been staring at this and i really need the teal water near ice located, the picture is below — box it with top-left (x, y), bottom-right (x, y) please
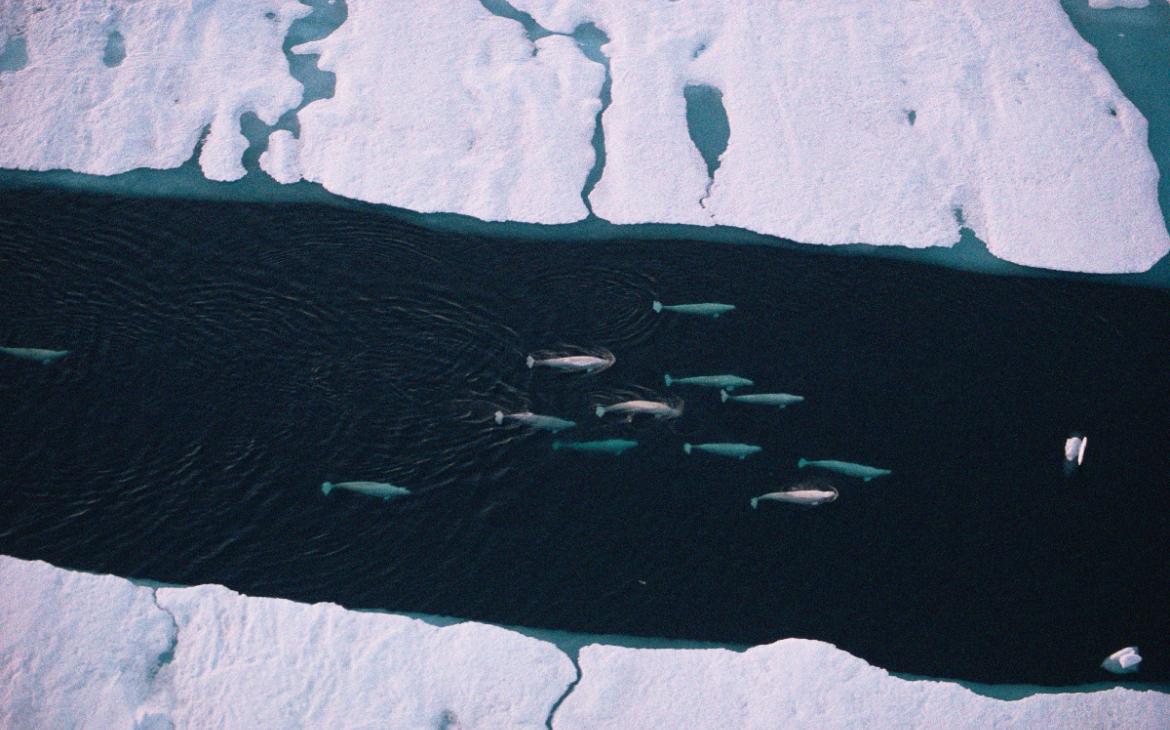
top-left (0, 1), bottom-right (1167, 285)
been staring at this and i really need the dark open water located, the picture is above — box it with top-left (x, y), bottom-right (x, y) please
top-left (1, 189), bottom-right (1167, 685)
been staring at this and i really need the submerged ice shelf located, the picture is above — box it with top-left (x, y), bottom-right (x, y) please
top-left (0, 0), bottom-right (1169, 276)
top-left (1, 556), bottom-right (1167, 728)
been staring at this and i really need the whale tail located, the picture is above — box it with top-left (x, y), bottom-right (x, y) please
top-left (494, 410), bottom-right (505, 425)
top-left (720, 389), bottom-right (729, 403)
top-left (595, 405), bottom-right (606, 418)
top-left (664, 373), bottom-right (673, 387)
top-left (798, 458), bottom-right (809, 469)
top-left (526, 355), bottom-right (536, 369)
top-left (652, 300), bottom-right (663, 313)
top-left (321, 482), bottom-right (334, 496)
top-left (552, 440), bottom-right (562, 451)
top-left (683, 443), bottom-right (693, 455)
top-left (750, 497), bottom-right (759, 510)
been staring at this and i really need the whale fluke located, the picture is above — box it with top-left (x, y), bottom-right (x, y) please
top-left (321, 482), bottom-right (334, 496)
top-left (750, 497), bottom-right (759, 509)
top-left (526, 355), bottom-right (535, 369)
top-left (494, 410), bottom-right (505, 425)
top-left (552, 440), bottom-right (562, 451)
top-left (664, 373), bottom-right (673, 387)
top-left (652, 300), bottom-right (663, 313)
top-left (595, 405), bottom-right (607, 418)
top-left (720, 389), bottom-right (729, 403)
top-left (683, 443), bottom-right (693, 455)
top-left (798, 458), bottom-right (809, 468)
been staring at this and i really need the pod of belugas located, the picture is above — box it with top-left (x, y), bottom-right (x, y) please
top-left (663, 373), bottom-right (753, 390)
top-left (751, 487), bottom-right (838, 508)
top-left (683, 442), bottom-right (762, 460)
top-left (651, 301), bottom-right (736, 318)
top-left (1101, 646), bottom-right (1141, 674)
top-left (721, 390), bottom-right (804, 408)
top-left (0, 346), bottom-right (69, 364)
top-left (552, 439), bottom-right (638, 455)
top-left (798, 458), bottom-right (891, 481)
top-left (321, 481), bottom-right (412, 500)
top-left (494, 410), bottom-right (576, 432)
top-left (526, 349), bottom-right (615, 374)
top-left (595, 399), bottom-right (683, 419)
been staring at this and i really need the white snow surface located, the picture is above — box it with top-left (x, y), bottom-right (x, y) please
top-left (513, 0), bottom-right (1169, 272)
top-left (3, 555), bottom-right (1168, 729)
top-left (260, 0), bottom-right (605, 223)
top-left (0, 0), bottom-right (308, 181)
top-left (556, 641), bottom-right (1170, 729)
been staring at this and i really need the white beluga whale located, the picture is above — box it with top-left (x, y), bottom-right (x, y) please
top-left (1101, 646), bottom-right (1141, 674)
top-left (751, 487), bottom-right (838, 509)
top-left (798, 458), bottom-right (891, 481)
top-left (1064, 433), bottom-right (1087, 474)
top-left (0, 346), bottom-right (69, 364)
top-left (721, 390), bottom-right (804, 408)
top-left (321, 481), bottom-right (412, 500)
top-left (652, 301), bottom-right (736, 318)
top-left (664, 373), bottom-right (753, 390)
top-left (595, 398), bottom-right (683, 420)
top-left (526, 348), bottom-right (615, 374)
top-left (494, 410), bottom-right (576, 432)
top-left (552, 439), bottom-right (638, 455)
top-left (683, 442), bottom-right (762, 460)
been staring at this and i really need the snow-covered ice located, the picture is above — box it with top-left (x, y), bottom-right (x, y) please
top-left (260, 0), bottom-right (605, 223)
top-left (514, 0), bottom-right (1170, 272)
top-left (0, 0), bottom-right (308, 181)
top-left (555, 640), bottom-right (1170, 729)
top-left (2, 555), bottom-right (1167, 728)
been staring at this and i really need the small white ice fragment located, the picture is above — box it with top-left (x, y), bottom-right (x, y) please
top-left (1102, 646), bottom-right (1142, 674)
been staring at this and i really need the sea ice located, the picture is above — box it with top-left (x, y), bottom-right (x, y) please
top-left (0, 0), bottom-right (309, 181)
top-left (1089, 1), bottom-right (1150, 8)
top-left (555, 640), bottom-right (1170, 729)
top-left (514, 0), bottom-right (1170, 273)
top-left (260, 0), bottom-right (605, 223)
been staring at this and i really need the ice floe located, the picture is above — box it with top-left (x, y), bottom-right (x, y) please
top-left (513, 0), bottom-right (1169, 272)
top-left (0, 0), bottom-right (308, 181)
top-left (260, 1), bottom-right (605, 223)
top-left (2, 555), bottom-right (1167, 728)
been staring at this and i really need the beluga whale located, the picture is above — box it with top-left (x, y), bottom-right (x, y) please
top-left (1064, 433), bottom-right (1087, 475)
top-left (664, 373), bottom-right (753, 391)
top-left (552, 439), bottom-right (638, 455)
top-left (721, 390), bottom-right (804, 408)
top-left (0, 346), bottom-right (69, 364)
top-left (526, 347), bottom-right (615, 374)
top-left (751, 487), bottom-right (838, 508)
top-left (595, 397), bottom-right (683, 420)
top-left (652, 301), bottom-right (735, 318)
top-left (1101, 646), bottom-right (1141, 674)
top-left (321, 481), bottom-right (412, 500)
top-left (798, 458), bottom-right (891, 481)
top-left (494, 410), bottom-right (576, 432)
top-left (684, 442), bottom-right (762, 460)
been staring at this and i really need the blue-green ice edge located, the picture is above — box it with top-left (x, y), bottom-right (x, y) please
top-left (1, 0), bottom-right (1168, 288)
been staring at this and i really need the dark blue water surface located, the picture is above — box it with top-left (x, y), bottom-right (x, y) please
top-left (0, 189), bottom-right (1167, 685)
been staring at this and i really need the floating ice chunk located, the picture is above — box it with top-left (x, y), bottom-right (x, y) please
top-left (258, 129), bottom-right (302, 185)
top-left (0, 557), bottom-right (175, 729)
top-left (1064, 434), bottom-right (1088, 468)
top-left (1102, 646), bottom-right (1142, 674)
top-left (263, 1), bottom-right (604, 223)
top-left (0, 0), bottom-right (309, 180)
top-left (556, 640), bottom-right (1169, 729)
top-left (515, 0), bottom-right (1170, 273)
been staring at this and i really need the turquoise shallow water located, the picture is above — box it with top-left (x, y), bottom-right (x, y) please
top-left (0, 0), bottom-right (1167, 284)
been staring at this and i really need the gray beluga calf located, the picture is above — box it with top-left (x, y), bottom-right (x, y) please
top-left (526, 348), bottom-right (614, 374)
top-left (321, 481), bottom-right (412, 500)
top-left (1101, 646), bottom-right (1141, 674)
top-left (0, 346), bottom-right (69, 364)
top-left (751, 487), bottom-right (838, 508)
top-left (721, 390), bottom-right (804, 408)
top-left (1064, 433), bottom-right (1087, 474)
top-left (494, 410), bottom-right (576, 432)
top-left (798, 458), bottom-right (891, 481)
top-left (664, 373), bottom-right (753, 390)
top-left (595, 398), bottom-right (683, 420)
top-left (652, 301), bottom-right (735, 318)
top-left (684, 442), bottom-right (762, 460)
top-left (552, 439), bottom-right (638, 455)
